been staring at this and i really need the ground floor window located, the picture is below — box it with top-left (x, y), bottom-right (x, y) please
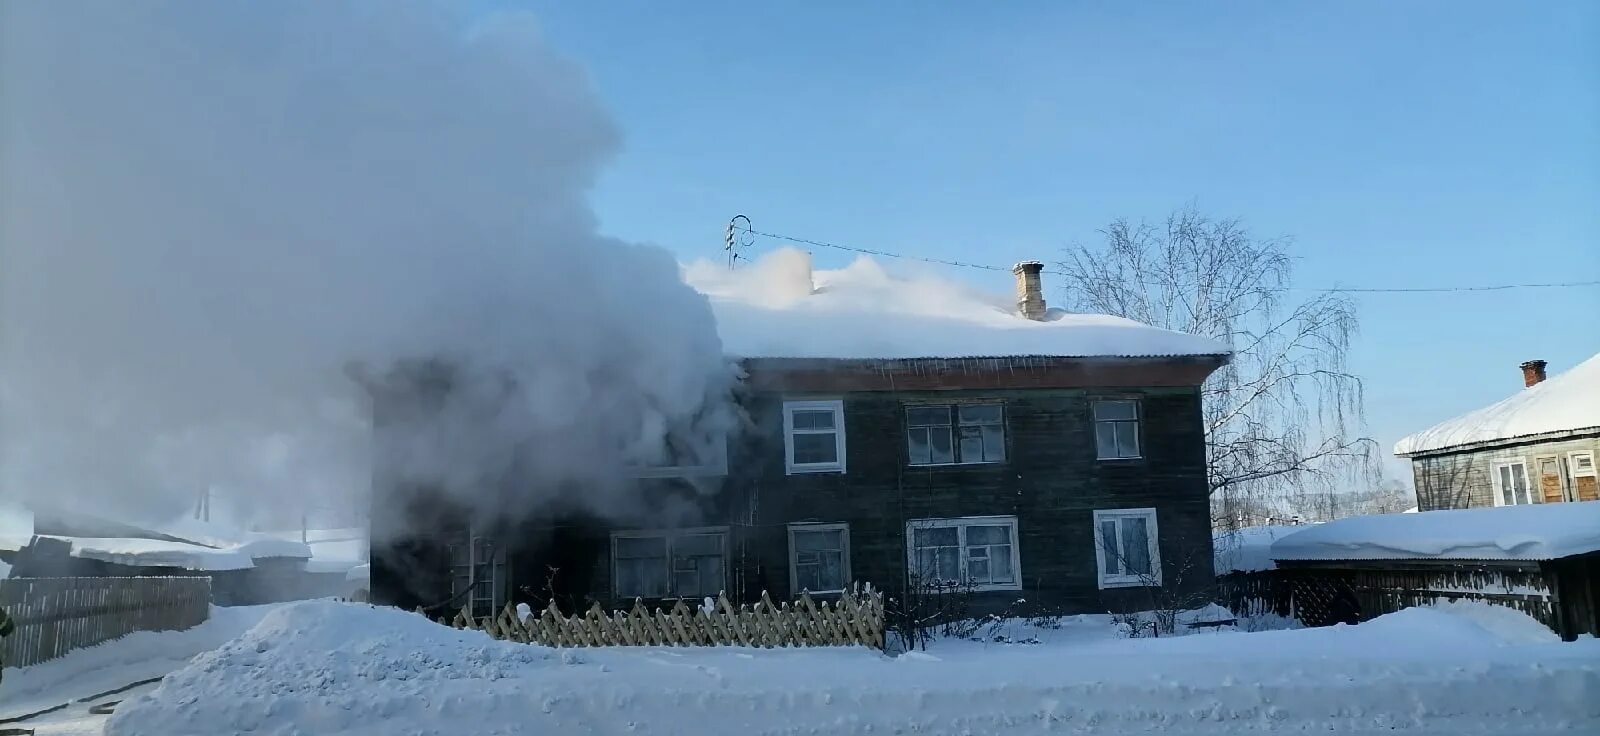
top-left (612, 527), bottom-right (728, 600)
top-left (1093, 507), bottom-right (1162, 588)
top-left (449, 532), bottom-right (505, 617)
top-left (788, 522), bottom-right (850, 594)
top-left (905, 516), bottom-right (1021, 592)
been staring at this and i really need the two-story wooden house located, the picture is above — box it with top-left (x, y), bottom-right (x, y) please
top-left (366, 250), bottom-right (1231, 619)
top-left (1396, 354), bottom-right (1599, 510)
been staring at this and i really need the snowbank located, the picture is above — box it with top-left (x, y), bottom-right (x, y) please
top-left (1214, 525), bottom-right (1307, 574)
top-left (1270, 502), bottom-right (1600, 562)
top-left (1, 604), bottom-right (286, 720)
top-left (107, 600), bottom-right (1600, 736)
top-left (686, 249), bottom-right (1230, 360)
top-left (1394, 351), bottom-right (1600, 456)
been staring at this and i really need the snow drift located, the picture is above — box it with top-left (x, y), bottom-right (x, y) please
top-left (106, 600), bottom-right (1600, 736)
top-left (0, 1), bottom-right (734, 531)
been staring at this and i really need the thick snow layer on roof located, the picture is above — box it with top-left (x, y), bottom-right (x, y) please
top-left (1214, 525), bottom-right (1310, 573)
top-left (43, 534), bottom-right (312, 571)
top-left (1394, 352), bottom-right (1600, 456)
top-left (684, 249), bottom-right (1230, 360)
top-left (344, 562), bottom-right (370, 584)
top-left (106, 600), bottom-right (1599, 736)
top-left (1270, 502), bottom-right (1600, 562)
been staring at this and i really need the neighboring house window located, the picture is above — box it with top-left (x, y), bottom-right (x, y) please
top-left (1093, 508), bottom-right (1161, 588)
top-left (904, 516), bottom-right (1021, 592)
top-left (784, 400), bottom-right (846, 474)
top-left (788, 522), bottom-right (850, 594)
top-left (612, 528), bottom-right (728, 599)
top-left (1569, 452), bottom-right (1596, 477)
top-left (905, 404), bottom-right (1006, 466)
top-left (1093, 400), bottom-right (1141, 460)
top-left (1493, 461), bottom-right (1533, 506)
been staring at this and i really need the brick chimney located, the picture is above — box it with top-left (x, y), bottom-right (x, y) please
top-left (1520, 359), bottom-right (1548, 387)
top-left (1012, 261), bottom-right (1047, 321)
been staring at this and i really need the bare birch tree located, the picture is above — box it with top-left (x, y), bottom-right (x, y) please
top-left (1056, 208), bottom-right (1379, 528)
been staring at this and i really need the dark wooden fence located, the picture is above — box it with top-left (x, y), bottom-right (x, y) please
top-left (1218, 562), bottom-right (1558, 632)
top-left (0, 577), bottom-right (211, 668)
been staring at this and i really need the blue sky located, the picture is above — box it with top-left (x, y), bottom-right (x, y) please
top-left (493, 1), bottom-right (1597, 486)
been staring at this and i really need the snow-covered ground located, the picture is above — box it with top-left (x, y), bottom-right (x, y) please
top-left (92, 599), bottom-right (1598, 736)
top-left (0, 604), bottom-right (286, 729)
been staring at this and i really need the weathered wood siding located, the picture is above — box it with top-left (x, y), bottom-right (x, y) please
top-left (1411, 434), bottom-right (1600, 510)
top-left (736, 386), bottom-right (1213, 615)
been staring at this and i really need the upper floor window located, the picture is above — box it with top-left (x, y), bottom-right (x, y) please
top-left (1093, 507), bottom-right (1161, 588)
top-left (784, 399), bottom-right (846, 474)
top-left (906, 404), bottom-right (1006, 466)
top-left (1493, 461), bottom-right (1533, 506)
top-left (1093, 400), bottom-right (1141, 460)
top-left (1570, 451), bottom-right (1596, 478)
top-left (612, 527), bottom-right (728, 600)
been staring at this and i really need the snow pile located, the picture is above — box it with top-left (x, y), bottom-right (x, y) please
top-left (1214, 525), bottom-right (1308, 574)
top-left (107, 600), bottom-right (1600, 736)
top-left (1394, 352), bottom-right (1600, 455)
top-left (685, 249), bottom-right (1230, 360)
top-left (1271, 502), bottom-right (1600, 562)
top-left (1, 604), bottom-right (285, 720)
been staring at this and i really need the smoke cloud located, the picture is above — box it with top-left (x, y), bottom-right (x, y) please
top-left (0, 2), bottom-right (734, 530)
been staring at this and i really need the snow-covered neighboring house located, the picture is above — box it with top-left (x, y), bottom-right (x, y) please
top-left (363, 249), bottom-right (1231, 617)
top-left (1263, 503), bottom-right (1600, 640)
top-left (1395, 355), bottom-right (1600, 510)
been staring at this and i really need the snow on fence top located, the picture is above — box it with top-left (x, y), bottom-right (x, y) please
top-left (1270, 502), bottom-right (1600, 563)
top-left (685, 248), bottom-right (1230, 360)
top-left (1393, 352), bottom-right (1600, 456)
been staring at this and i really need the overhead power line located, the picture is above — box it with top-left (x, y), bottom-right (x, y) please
top-left (734, 223), bottom-right (1600, 295)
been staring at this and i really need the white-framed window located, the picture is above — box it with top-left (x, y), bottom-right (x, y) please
top-left (1093, 400), bottom-right (1142, 460)
top-left (784, 399), bottom-right (846, 474)
top-left (1093, 508), bottom-right (1161, 589)
top-left (612, 527), bottom-right (728, 600)
top-left (905, 404), bottom-right (1006, 466)
top-left (449, 531), bottom-right (505, 617)
top-left (1569, 451), bottom-right (1596, 478)
top-left (787, 522), bottom-right (850, 595)
top-left (1493, 461), bottom-right (1534, 506)
top-left (630, 435), bottom-right (729, 479)
top-left (904, 516), bottom-right (1021, 592)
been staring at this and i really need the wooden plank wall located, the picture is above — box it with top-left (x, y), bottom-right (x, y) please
top-left (0, 577), bottom-right (211, 668)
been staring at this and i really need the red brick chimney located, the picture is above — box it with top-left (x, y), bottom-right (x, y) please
top-left (1012, 261), bottom-right (1047, 321)
top-left (1520, 359), bottom-right (1548, 388)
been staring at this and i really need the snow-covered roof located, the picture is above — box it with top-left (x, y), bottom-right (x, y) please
top-left (40, 536), bottom-right (304, 571)
top-left (685, 249), bottom-right (1230, 361)
top-left (1393, 353), bottom-right (1600, 456)
top-left (1214, 524), bottom-right (1309, 574)
top-left (1270, 502), bottom-right (1600, 563)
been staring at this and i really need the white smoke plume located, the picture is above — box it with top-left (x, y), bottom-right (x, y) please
top-left (0, 2), bottom-right (735, 531)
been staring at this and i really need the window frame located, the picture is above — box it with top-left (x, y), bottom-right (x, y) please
top-left (1092, 399), bottom-right (1143, 461)
top-left (783, 399), bottom-right (847, 474)
top-left (904, 402), bottom-right (1007, 467)
top-left (610, 526), bottom-right (730, 601)
top-left (1492, 460), bottom-right (1534, 506)
top-left (629, 435), bottom-right (730, 479)
top-left (1092, 507), bottom-right (1162, 589)
top-left (1568, 451), bottom-right (1597, 478)
top-left (786, 522), bottom-right (851, 595)
top-left (903, 515), bottom-right (1023, 593)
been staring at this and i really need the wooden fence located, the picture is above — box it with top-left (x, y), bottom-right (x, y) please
top-left (438, 588), bottom-right (885, 650)
top-left (1219, 564), bottom-right (1558, 631)
top-left (0, 577), bottom-right (211, 668)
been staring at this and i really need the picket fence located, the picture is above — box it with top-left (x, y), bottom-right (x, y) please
top-left (438, 587), bottom-right (885, 650)
top-left (0, 577), bottom-right (211, 668)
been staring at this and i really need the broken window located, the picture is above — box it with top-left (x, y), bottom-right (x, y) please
top-left (906, 403), bottom-right (1005, 466)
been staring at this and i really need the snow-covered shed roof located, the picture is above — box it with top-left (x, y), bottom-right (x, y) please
top-left (40, 535), bottom-right (312, 571)
top-left (685, 249), bottom-right (1231, 361)
top-left (1214, 524), bottom-right (1309, 574)
top-left (1393, 352), bottom-right (1600, 457)
top-left (1270, 502), bottom-right (1600, 563)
